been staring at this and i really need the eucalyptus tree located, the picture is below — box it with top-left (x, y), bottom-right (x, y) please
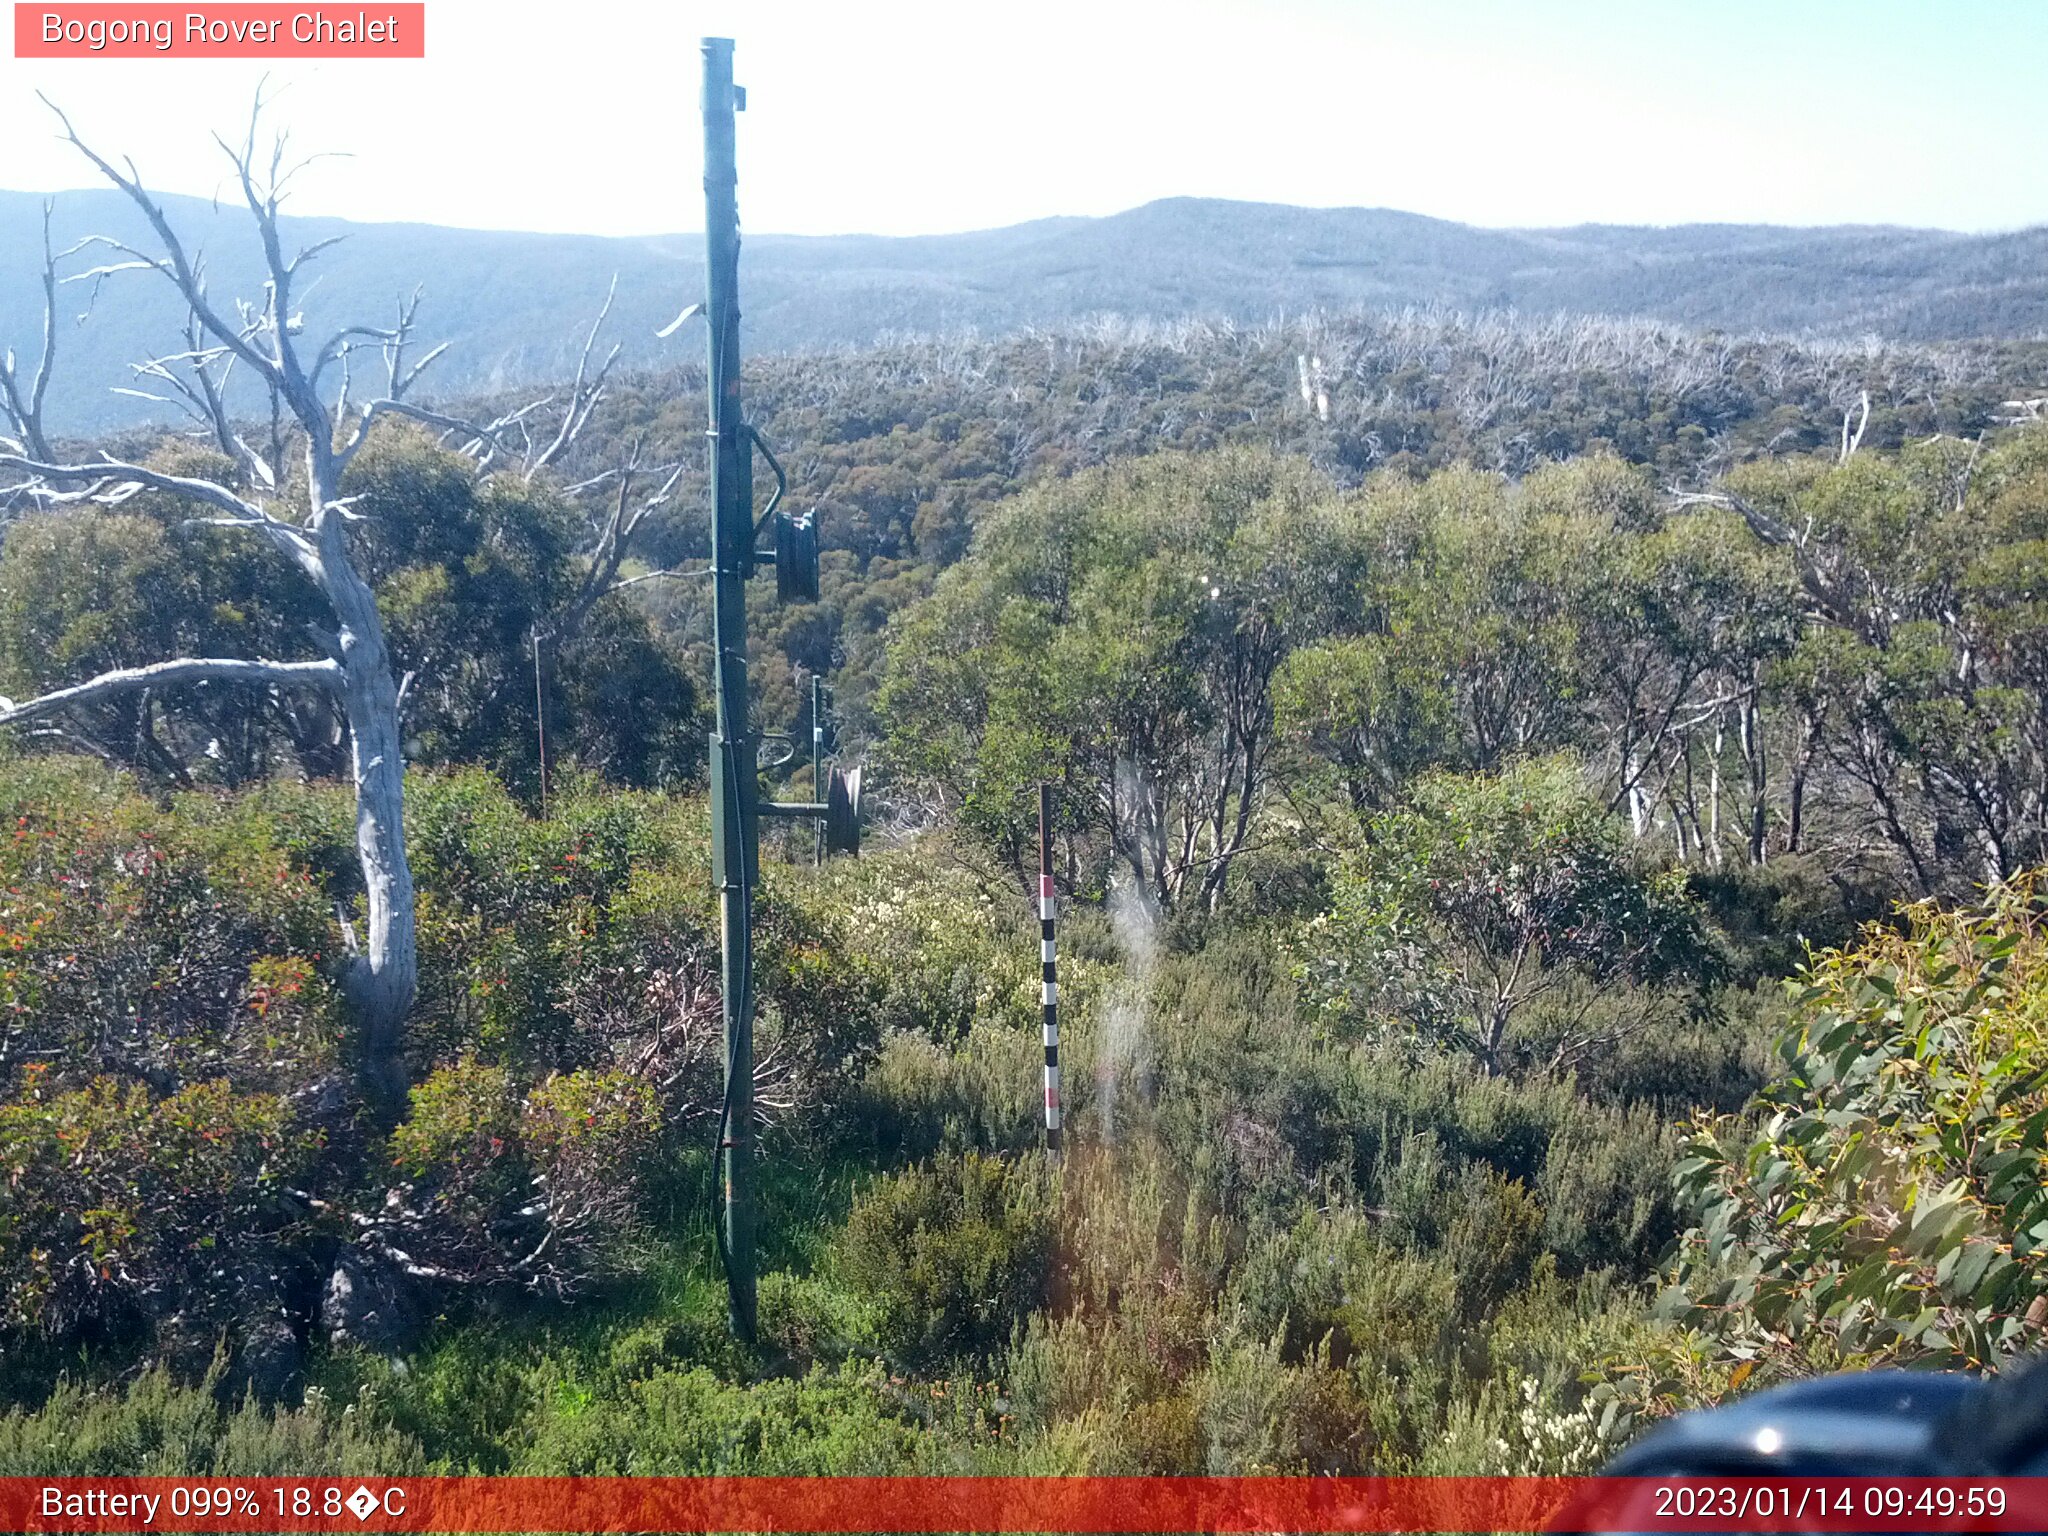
top-left (1691, 430), bottom-right (2048, 891)
top-left (1303, 756), bottom-right (1712, 1078)
top-left (1274, 465), bottom-right (1588, 824)
top-left (880, 448), bottom-right (1363, 907)
top-left (0, 92), bottom-right (716, 1106)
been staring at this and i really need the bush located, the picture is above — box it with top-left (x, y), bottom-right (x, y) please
top-left (1688, 853), bottom-right (1890, 989)
top-left (833, 1152), bottom-right (1056, 1369)
top-left (512, 1360), bottom-right (925, 1474)
top-left (1672, 875), bottom-right (2048, 1378)
top-left (1301, 756), bottom-right (1713, 1077)
top-left (0, 1076), bottom-right (317, 1346)
top-left (1196, 1331), bottom-right (1371, 1474)
top-left (809, 848), bottom-right (1026, 1041)
top-left (0, 758), bottom-right (346, 1100)
top-left (376, 1059), bottom-right (657, 1296)
top-left (0, 1363), bottom-right (427, 1475)
top-left (852, 1023), bottom-right (1046, 1157)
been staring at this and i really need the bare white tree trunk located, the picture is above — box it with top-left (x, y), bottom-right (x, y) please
top-left (1706, 715), bottom-right (1724, 868)
top-left (317, 507), bottom-right (417, 1097)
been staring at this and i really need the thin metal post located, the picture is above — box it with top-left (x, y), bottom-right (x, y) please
top-left (1039, 784), bottom-right (1061, 1155)
top-left (703, 34), bottom-right (756, 1344)
top-left (532, 626), bottom-right (548, 819)
top-left (811, 674), bottom-right (826, 870)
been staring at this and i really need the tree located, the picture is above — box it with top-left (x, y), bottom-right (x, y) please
top-left (0, 98), bottom-right (726, 1107)
top-left (320, 425), bottom-right (700, 795)
top-left (0, 494), bottom-right (327, 784)
top-left (0, 200), bottom-right (60, 465)
top-left (880, 448), bottom-right (1362, 907)
top-left (0, 103), bottom-right (441, 1103)
top-left (0, 427), bottom-right (702, 797)
top-left (1689, 430), bottom-right (2048, 892)
top-left (1301, 757), bottom-right (1711, 1077)
top-left (1274, 465), bottom-right (1589, 823)
top-left (1581, 499), bottom-right (1800, 864)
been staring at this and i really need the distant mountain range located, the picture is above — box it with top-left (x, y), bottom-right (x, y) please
top-left (5, 189), bottom-right (2046, 435)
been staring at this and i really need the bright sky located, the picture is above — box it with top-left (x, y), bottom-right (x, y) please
top-left (3, 0), bottom-right (2043, 237)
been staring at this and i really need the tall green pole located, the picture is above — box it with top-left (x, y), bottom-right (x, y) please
top-left (811, 674), bottom-right (827, 870)
top-left (703, 34), bottom-right (757, 1344)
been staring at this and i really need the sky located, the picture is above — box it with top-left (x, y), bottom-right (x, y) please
top-left (2, 0), bottom-right (2043, 239)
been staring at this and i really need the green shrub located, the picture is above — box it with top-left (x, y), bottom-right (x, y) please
top-left (1196, 1331), bottom-right (1371, 1474)
top-left (0, 758), bottom-right (345, 1099)
top-left (513, 1360), bottom-right (925, 1474)
top-left (381, 1060), bottom-right (657, 1295)
top-left (853, 1022), bottom-right (1046, 1156)
top-left (0, 1076), bottom-right (317, 1342)
top-left (1688, 854), bottom-right (1889, 989)
top-left (1302, 756), bottom-right (1713, 1077)
top-left (0, 1364), bottom-right (426, 1475)
top-left (833, 1152), bottom-right (1056, 1369)
top-left (1672, 876), bottom-right (2048, 1377)
top-left (808, 848), bottom-right (1025, 1040)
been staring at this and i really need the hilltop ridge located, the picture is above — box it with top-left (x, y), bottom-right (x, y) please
top-left (4, 189), bottom-right (2044, 433)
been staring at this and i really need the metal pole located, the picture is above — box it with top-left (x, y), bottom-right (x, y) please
top-left (531, 626), bottom-right (548, 819)
top-left (703, 34), bottom-right (757, 1344)
top-left (811, 674), bottom-right (826, 870)
top-left (1039, 785), bottom-right (1061, 1155)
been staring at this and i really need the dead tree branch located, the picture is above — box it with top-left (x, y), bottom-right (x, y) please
top-left (0, 656), bottom-right (342, 726)
top-left (0, 200), bottom-right (61, 464)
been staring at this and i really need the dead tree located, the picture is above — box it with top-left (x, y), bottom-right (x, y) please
top-left (0, 98), bottom-right (462, 1108)
top-left (490, 282), bottom-right (705, 632)
top-left (0, 200), bottom-right (61, 467)
top-left (0, 98), bottom-right (715, 1115)
top-left (358, 276), bottom-right (701, 640)
top-left (1839, 389), bottom-right (1871, 462)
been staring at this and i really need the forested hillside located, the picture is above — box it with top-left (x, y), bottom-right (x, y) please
top-left (7, 133), bottom-right (2048, 1479)
top-left (522, 309), bottom-right (2048, 754)
top-left (8, 186), bottom-right (2048, 434)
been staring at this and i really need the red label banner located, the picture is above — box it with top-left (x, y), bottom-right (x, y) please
top-left (14, 5), bottom-right (424, 57)
top-left (4, 1476), bottom-right (2048, 1533)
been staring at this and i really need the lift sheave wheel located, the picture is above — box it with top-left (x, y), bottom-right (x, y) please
top-left (776, 509), bottom-right (820, 603)
top-left (825, 764), bottom-right (862, 855)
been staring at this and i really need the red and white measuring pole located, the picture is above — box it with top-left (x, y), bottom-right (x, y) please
top-left (1038, 783), bottom-right (1061, 1155)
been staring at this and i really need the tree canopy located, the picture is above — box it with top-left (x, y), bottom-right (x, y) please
top-left (0, 428), bottom-right (700, 796)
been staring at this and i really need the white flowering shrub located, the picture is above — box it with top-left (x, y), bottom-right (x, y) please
top-left (1489, 1374), bottom-right (1628, 1475)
